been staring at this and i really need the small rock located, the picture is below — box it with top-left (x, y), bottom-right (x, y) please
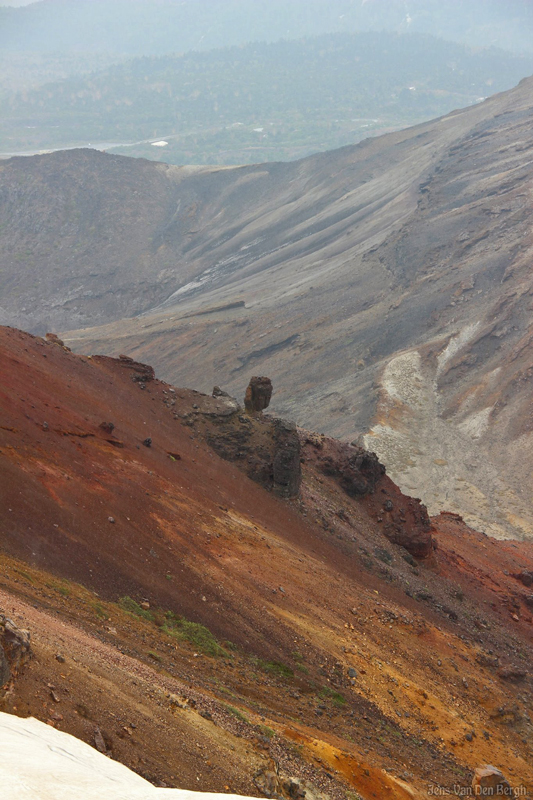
top-left (108, 516), bottom-right (115, 524)
top-left (212, 386), bottom-right (232, 398)
top-left (1, 617), bottom-right (31, 691)
top-left (513, 571), bottom-right (533, 587)
top-left (142, 437), bottom-right (152, 447)
top-left (99, 422), bottom-right (115, 434)
top-left (348, 667), bottom-right (357, 678)
top-left (46, 333), bottom-right (65, 347)
top-left (55, 654), bottom-right (65, 664)
top-left (140, 601), bottom-right (150, 611)
top-left (50, 690), bottom-right (60, 703)
top-left (498, 667), bottom-right (527, 681)
top-left (384, 500), bottom-right (393, 512)
top-left (94, 727), bottom-right (107, 754)
top-left (42, 422), bottom-right (49, 431)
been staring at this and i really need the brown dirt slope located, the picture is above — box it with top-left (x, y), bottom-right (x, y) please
top-left (1, 326), bottom-right (533, 799)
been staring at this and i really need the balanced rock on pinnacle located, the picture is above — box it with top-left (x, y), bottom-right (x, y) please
top-left (244, 377), bottom-right (273, 415)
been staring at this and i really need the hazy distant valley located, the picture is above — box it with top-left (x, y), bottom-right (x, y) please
top-left (2, 0), bottom-right (533, 164)
top-left (2, 32), bottom-right (533, 164)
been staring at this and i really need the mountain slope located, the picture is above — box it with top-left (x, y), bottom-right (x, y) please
top-left (29, 75), bottom-right (530, 542)
top-left (1, 325), bottom-right (533, 798)
top-left (2, 79), bottom-right (533, 538)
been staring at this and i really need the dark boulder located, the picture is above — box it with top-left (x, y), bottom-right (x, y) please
top-left (244, 377), bottom-right (273, 414)
top-left (512, 570), bottom-right (533, 587)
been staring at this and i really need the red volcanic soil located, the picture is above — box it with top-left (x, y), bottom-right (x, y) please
top-left (1, 326), bottom-right (533, 800)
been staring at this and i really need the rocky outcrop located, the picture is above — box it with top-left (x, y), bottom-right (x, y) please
top-left (0, 616), bottom-right (31, 694)
top-left (117, 355), bottom-right (155, 383)
top-left (244, 377), bottom-right (273, 415)
top-left (301, 433), bottom-right (435, 559)
top-left (472, 766), bottom-right (512, 797)
top-left (45, 332), bottom-right (68, 349)
top-left (379, 493), bottom-right (435, 560)
top-left (312, 438), bottom-right (385, 497)
top-left (498, 666), bottom-right (528, 682)
top-left (253, 767), bottom-right (328, 800)
top-left (178, 380), bottom-right (300, 497)
top-left (204, 387), bottom-right (241, 417)
top-left (203, 413), bottom-right (301, 498)
top-left (272, 419), bottom-right (301, 498)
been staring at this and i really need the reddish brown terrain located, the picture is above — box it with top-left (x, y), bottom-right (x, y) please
top-left (1, 325), bottom-right (532, 799)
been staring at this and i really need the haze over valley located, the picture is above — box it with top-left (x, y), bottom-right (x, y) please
top-left (2, 0), bottom-right (533, 163)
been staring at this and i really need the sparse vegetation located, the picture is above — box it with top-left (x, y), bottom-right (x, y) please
top-left (250, 657), bottom-right (294, 680)
top-left (47, 580), bottom-right (71, 598)
top-left (346, 790), bottom-right (364, 800)
top-left (291, 650), bottom-right (304, 662)
top-left (148, 650), bottom-right (162, 662)
top-left (13, 568), bottom-right (33, 584)
top-left (319, 686), bottom-right (347, 707)
top-left (163, 611), bottom-right (225, 657)
top-left (90, 601), bottom-right (107, 619)
top-left (118, 595), bottom-right (154, 622)
top-left (116, 599), bottom-right (224, 656)
top-left (225, 705), bottom-right (248, 723)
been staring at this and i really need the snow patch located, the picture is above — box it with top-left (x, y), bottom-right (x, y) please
top-left (0, 712), bottom-right (259, 800)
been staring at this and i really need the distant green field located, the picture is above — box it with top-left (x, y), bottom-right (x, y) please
top-left (2, 31), bottom-right (533, 164)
